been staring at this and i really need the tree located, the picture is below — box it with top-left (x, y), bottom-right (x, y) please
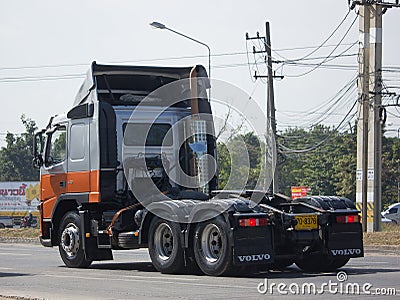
top-left (381, 136), bottom-right (400, 207)
top-left (277, 125), bottom-right (344, 197)
top-left (217, 125), bottom-right (399, 206)
top-left (0, 115), bottom-right (39, 181)
top-left (217, 132), bottom-right (263, 189)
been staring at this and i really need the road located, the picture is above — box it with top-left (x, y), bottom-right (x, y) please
top-left (0, 243), bottom-right (399, 299)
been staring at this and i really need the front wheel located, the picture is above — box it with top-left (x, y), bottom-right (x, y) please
top-left (193, 216), bottom-right (233, 276)
top-left (58, 211), bottom-right (92, 268)
top-left (148, 217), bottom-right (185, 274)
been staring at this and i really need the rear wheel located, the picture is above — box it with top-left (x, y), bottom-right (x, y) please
top-left (58, 211), bottom-right (92, 268)
top-left (193, 216), bottom-right (233, 276)
top-left (148, 217), bottom-right (185, 274)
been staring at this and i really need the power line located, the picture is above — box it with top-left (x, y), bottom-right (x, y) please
top-left (0, 45), bottom-right (360, 72)
top-left (281, 13), bottom-right (359, 78)
top-left (273, 9), bottom-right (352, 62)
top-left (0, 57), bottom-right (363, 83)
top-left (278, 98), bottom-right (358, 153)
top-left (278, 79), bottom-right (358, 129)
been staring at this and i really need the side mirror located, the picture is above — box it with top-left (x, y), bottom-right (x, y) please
top-left (33, 131), bottom-right (44, 169)
top-left (32, 156), bottom-right (43, 169)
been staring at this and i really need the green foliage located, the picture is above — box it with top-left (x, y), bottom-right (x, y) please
top-left (217, 125), bottom-right (399, 207)
top-left (0, 115), bottom-right (39, 181)
top-left (277, 125), bottom-right (356, 200)
top-left (381, 136), bottom-right (400, 207)
top-left (217, 132), bottom-right (263, 189)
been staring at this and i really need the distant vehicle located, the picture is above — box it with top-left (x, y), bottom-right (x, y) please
top-left (381, 203), bottom-right (400, 224)
top-left (0, 216), bottom-right (14, 228)
top-left (381, 216), bottom-right (393, 223)
top-left (20, 215), bottom-right (37, 228)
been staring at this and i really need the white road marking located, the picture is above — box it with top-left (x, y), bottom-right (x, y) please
top-left (41, 274), bottom-right (255, 290)
top-left (348, 261), bottom-right (389, 264)
top-left (123, 275), bottom-right (199, 281)
top-left (0, 252), bottom-right (32, 256)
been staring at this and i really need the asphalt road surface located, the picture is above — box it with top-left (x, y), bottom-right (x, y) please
top-left (0, 243), bottom-right (399, 299)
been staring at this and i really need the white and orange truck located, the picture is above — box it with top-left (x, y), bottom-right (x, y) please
top-left (33, 62), bottom-right (363, 275)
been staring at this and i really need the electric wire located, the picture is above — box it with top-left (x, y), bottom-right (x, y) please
top-left (278, 98), bottom-right (358, 153)
top-left (277, 74), bottom-right (358, 129)
top-left (273, 9), bottom-right (352, 62)
top-left (282, 17), bottom-right (359, 79)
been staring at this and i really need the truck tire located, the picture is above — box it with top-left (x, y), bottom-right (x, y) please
top-left (193, 216), bottom-right (233, 276)
top-left (58, 211), bottom-right (92, 268)
top-left (295, 254), bottom-right (349, 272)
top-left (148, 217), bottom-right (185, 274)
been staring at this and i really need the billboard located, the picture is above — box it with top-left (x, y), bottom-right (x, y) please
top-left (291, 186), bottom-right (310, 200)
top-left (0, 182), bottom-right (40, 216)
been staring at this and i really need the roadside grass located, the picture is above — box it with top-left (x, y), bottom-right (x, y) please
top-left (0, 228), bottom-right (40, 239)
top-left (1, 223), bottom-right (399, 245)
top-left (363, 222), bottom-right (400, 246)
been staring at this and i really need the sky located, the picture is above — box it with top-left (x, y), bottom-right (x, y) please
top-left (0, 0), bottom-right (399, 144)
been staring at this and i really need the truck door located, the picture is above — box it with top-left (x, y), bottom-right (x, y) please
top-left (66, 120), bottom-right (90, 196)
top-left (41, 125), bottom-right (68, 204)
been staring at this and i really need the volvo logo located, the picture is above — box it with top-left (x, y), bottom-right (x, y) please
top-left (331, 248), bottom-right (362, 256)
top-left (237, 253), bottom-right (271, 262)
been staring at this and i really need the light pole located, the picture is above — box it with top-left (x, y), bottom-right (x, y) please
top-left (150, 21), bottom-right (211, 83)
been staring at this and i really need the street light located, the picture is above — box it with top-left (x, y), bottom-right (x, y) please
top-left (149, 21), bottom-right (211, 83)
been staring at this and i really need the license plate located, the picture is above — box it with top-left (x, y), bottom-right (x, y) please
top-left (294, 214), bottom-right (318, 230)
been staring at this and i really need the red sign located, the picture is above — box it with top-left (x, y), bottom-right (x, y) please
top-left (291, 186), bottom-right (309, 200)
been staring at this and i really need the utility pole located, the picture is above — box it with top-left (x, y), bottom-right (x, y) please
top-left (351, 0), bottom-right (400, 232)
top-left (246, 23), bottom-right (282, 194)
top-left (370, 3), bottom-right (383, 232)
top-left (356, 3), bottom-right (370, 232)
top-left (265, 22), bottom-right (279, 194)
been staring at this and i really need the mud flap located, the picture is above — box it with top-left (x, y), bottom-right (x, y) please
top-left (79, 210), bottom-right (113, 261)
top-left (326, 223), bottom-right (364, 258)
top-left (232, 226), bottom-right (274, 265)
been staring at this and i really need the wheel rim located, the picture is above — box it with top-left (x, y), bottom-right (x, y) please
top-left (154, 223), bottom-right (174, 261)
top-left (61, 223), bottom-right (80, 259)
top-left (201, 223), bottom-right (223, 263)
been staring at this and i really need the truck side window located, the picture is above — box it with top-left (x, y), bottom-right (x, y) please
top-left (46, 126), bottom-right (67, 166)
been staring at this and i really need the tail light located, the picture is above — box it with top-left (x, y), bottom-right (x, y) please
top-left (239, 218), bottom-right (268, 227)
top-left (336, 215), bottom-right (360, 224)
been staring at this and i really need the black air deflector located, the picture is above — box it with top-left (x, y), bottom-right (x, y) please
top-left (99, 102), bottom-right (117, 201)
top-left (67, 103), bottom-right (94, 119)
top-left (92, 62), bottom-right (210, 106)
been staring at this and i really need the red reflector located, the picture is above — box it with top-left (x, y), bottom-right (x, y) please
top-left (336, 215), bottom-right (359, 223)
top-left (239, 218), bottom-right (268, 227)
top-left (249, 218), bottom-right (257, 227)
top-left (347, 215), bottom-right (355, 223)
